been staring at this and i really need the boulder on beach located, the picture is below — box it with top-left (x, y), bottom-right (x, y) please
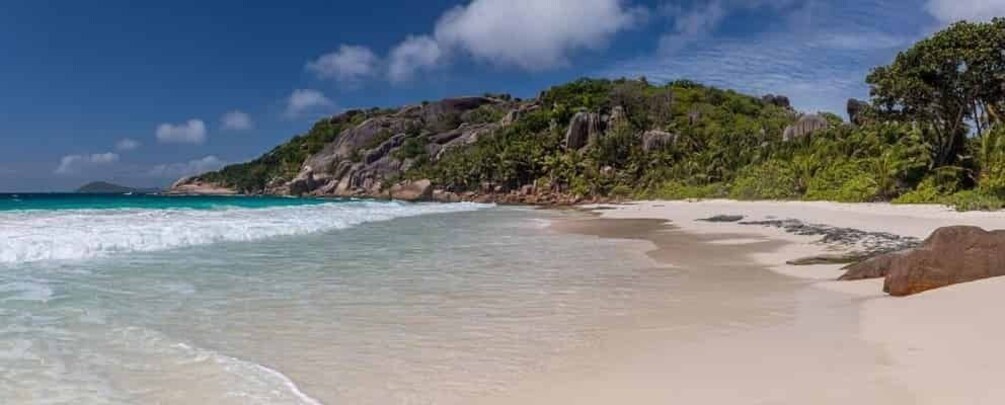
top-left (838, 226), bottom-right (1005, 296)
top-left (389, 179), bottom-right (433, 201)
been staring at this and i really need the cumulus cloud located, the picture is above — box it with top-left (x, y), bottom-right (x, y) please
top-left (284, 89), bottom-right (335, 117)
top-left (388, 35), bottom-right (445, 82)
top-left (156, 119), bottom-right (207, 144)
top-left (610, 0), bottom-right (926, 116)
top-left (148, 155), bottom-right (225, 178)
top-left (115, 138), bottom-right (141, 151)
top-left (383, 0), bottom-right (642, 81)
top-left (432, 0), bottom-right (642, 70)
top-left (221, 110), bottom-right (253, 130)
top-left (926, 0), bottom-right (1005, 24)
top-left (55, 152), bottom-right (120, 175)
top-left (306, 45), bottom-right (380, 83)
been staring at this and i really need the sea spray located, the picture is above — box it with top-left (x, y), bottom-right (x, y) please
top-left (0, 199), bottom-right (488, 264)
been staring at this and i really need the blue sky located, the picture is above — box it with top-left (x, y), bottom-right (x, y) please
top-left (1, 0), bottom-right (1001, 191)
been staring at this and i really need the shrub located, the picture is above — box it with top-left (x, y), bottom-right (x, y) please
top-left (804, 160), bottom-right (879, 202)
top-left (945, 190), bottom-right (1005, 211)
top-left (729, 161), bottom-right (800, 200)
top-left (640, 181), bottom-right (727, 200)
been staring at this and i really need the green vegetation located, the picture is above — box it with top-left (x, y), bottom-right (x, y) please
top-left (194, 19), bottom-right (1005, 211)
top-left (404, 18), bottom-right (1005, 210)
top-left (199, 119), bottom-right (347, 192)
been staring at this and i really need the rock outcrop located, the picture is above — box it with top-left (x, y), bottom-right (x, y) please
top-left (782, 114), bottom-right (829, 141)
top-left (166, 177), bottom-right (237, 195)
top-left (641, 130), bottom-right (675, 152)
top-left (761, 94), bottom-right (791, 109)
top-left (564, 111), bottom-right (606, 150)
top-left (847, 98), bottom-right (870, 126)
top-left (277, 97), bottom-right (515, 198)
top-left (389, 179), bottom-right (433, 201)
top-left (839, 226), bottom-right (1005, 296)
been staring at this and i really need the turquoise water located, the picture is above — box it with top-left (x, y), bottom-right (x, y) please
top-left (0, 193), bottom-right (333, 211)
top-left (0, 198), bottom-right (678, 404)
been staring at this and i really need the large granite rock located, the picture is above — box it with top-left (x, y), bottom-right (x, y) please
top-left (782, 114), bottom-right (829, 141)
top-left (847, 98), bottom-right (870, 126)
top-left (389, 179), bottom-right (433, 201)
top-left (839, 226), bottom-right (1005, 296)
top-left (761, 94), bottom-right (791, 109)
top-left (641, 130), bottom-right (675, 152)
top-left (564, 111), bottom-right (606, 150)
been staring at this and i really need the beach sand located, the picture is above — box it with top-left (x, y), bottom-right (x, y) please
top-left (486, 200), bottom-right (1005, 404)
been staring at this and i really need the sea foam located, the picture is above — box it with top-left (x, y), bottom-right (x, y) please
top-left (0, 201), bottom-right (487, 264)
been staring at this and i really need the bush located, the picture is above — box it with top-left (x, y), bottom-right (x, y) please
top-left (804, 160), bottom-right (879, 202)
top-left (640, 181), bottom-right (728, 200)
top-left (729, 161), bottom-right (800, 200)
top-left (945, 190), bottom-right (1005, 211)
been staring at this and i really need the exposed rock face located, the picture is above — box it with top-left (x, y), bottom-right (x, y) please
top-left (761, 94), bottom-right (791, 109)
top-left (782, 114), bottom-right (829, 141)
top-left (641, 130), bottom-right (675, 152)
top-left (847, 98), bottom-right (870, 126)
top-left (167, 177), bottom-right (237, 195)
top-left (839, 226), bottom-right (1005, 296)
top-left (564, 111), bottom-right (606, 150)
top-left (389, 179), bottom-right (433, 201)
top-left (280, 97), bottom-right (514, 198)
top-left (608, 105), bottom-right (628, 129)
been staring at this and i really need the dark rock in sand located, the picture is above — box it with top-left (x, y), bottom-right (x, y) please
top-left (787, 252), bottom-right (873, 266)
top-left (838, 250), bottom-right (912, 280)
top-left (698, 215), bottom-right (745, 223)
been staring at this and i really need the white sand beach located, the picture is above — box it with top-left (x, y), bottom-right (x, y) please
top-left (490, 200), bottom-right (1005, 405)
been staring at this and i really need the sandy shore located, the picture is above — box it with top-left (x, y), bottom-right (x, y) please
top-left (490, 200), bottom-right (1005, 404)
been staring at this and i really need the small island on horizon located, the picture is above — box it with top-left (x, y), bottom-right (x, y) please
top-left (75, 181), bottom-right (161, 194)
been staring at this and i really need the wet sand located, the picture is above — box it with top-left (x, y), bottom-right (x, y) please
top-left (481, 213), bottom-right (912, 404)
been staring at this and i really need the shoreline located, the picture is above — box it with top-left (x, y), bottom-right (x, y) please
top-left (532, 200), bottom-right (1005, 404)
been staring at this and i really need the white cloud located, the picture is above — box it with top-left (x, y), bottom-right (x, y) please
top-left (148, 155), bottom-right (225, 178)
top-left (432, 0), bottom-right (642, 70)
top-left (115, 138), bottom-right (141, 151)
top-left (388, 35), bottom-right (444, 82)
top-left (285, 89), bottom-right (335, 117)
top-left (306, 45), bottom-right (379, 83)
top-left (811, 32), bottom-right (910, 50)
top-left (926, 0), bottom-right (1005, 24)
top-left (221, 110), bottom-right (254, 130)
top-left (156, 119), bottom-right (207, 144)
top-left (55, 152), bottom-right (120, 175)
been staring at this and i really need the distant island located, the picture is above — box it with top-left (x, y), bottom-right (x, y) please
top-left (76, 181), bottom-right (160, 194)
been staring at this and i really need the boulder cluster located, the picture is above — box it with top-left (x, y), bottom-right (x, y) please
top-left (840, 226), bottom-right (1005, 296)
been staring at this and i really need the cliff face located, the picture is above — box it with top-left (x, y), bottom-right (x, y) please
top-left (171, 96), bottom-right (530, 200)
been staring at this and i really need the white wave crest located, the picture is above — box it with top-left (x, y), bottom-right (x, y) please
top-left (0, 201), bottom-right (488, 264)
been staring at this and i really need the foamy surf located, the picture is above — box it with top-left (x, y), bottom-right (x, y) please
top-left (0, 200), bottom-right (488, 264)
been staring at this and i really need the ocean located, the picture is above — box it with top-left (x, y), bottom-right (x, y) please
top-left (0, 194), bottom-right (676, 404)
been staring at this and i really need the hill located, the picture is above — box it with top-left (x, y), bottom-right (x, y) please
top-left (76, 181), bottom-right (159, 194)
top-left (173, 19), bottom-right (1005, 210)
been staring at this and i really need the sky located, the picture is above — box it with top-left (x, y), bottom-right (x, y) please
top-left (0, 0), bottom-right (1002, 192)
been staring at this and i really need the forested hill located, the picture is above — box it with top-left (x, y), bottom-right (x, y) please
top-left (174, 18), bottom-right (1005, 210)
